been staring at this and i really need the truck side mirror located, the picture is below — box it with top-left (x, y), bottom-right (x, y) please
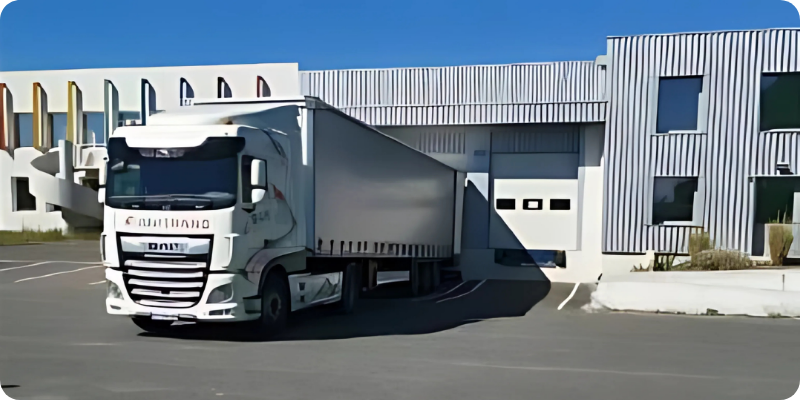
top-left (251, 159), bottom-right (266, 188)
top-left (251, 188), bottom-right (266, 203)
top-left (243, 159), bottom-right (267, 210)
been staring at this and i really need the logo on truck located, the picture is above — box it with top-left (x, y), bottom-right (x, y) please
top-left (124, 217), bottom-right (211, 230)
top-left (148, 242), bottom-right (188, 252)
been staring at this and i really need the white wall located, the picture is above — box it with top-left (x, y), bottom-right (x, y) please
top-left (0, 63), bottom-right (300, 113)
top-left (540, 123), bottom-right (606, 283)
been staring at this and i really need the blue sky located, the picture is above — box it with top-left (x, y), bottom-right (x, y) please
top-left (0, 0), bottom-right (798, 71)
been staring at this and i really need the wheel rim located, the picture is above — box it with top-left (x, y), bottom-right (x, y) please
top-left (265, 293), bottom-right (282, 320)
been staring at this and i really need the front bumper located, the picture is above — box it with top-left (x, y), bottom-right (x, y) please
top-left (105, 269), bottom-right (260, 322)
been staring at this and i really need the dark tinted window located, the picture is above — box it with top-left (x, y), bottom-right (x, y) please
top-left (656, 77), bottom-right (703, 132)
top-left (241, 156), bottom-right (254, 203)
top-left (496, 199), bottom-right (515, 210)
top-left (105, 137), bottom-right (244, 210)
top-left (550, 199), bottom-right (571, 210)
top-left (14, 178), bottom-right (36, 211)
top-left (652, 177), bottom-right (698, 224)
top-left (761, 73), bottom-right (800, 131)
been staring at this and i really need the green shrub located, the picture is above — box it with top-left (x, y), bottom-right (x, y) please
top-left (769, 225), bottom-right (794, 266)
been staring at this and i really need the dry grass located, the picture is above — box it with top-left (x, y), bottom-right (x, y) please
top-left (768, 225), bottom-right (794, 266)
top-left (0, 229), bottom-right (101, 246)
top-left (689, 230), bottom-right (713, 263)
top-left (673, 249), bottom-right (753, 271)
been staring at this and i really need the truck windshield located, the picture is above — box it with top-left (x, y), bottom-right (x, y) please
top-left (105, 137), bottom-right (245, 210)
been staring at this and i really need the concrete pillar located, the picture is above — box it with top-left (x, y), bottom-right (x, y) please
top-left (0, 84), bottom-right (18, 153)
top-left (257, 76), bottom-right (271, 97)
top-left (32, 82), bottom-right (51, 151)
top-left (56, 140), bottom-right (74, 182)
top-left (103, 80), bottom-right (119, 143)
top-left (180, 78), bottom-right (194, 106)
top-left (67, 81), bottom-right (83, 145)
top-left (141, 79), bottom-right (156, 125)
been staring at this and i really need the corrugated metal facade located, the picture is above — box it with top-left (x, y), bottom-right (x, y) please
top-left (491, 124), bottom-right (581, 153)
top-left (603, 29), bottom-right (800, 254)
top-left (301, 62), bottom-right (606, 125)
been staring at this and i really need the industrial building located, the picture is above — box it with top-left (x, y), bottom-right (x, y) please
top-left (0, 28), bottom-right (798, 283)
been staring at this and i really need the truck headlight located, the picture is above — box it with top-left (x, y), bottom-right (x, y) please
top-left (207, 283), bottom-right (233, 304)
top-left (107, 281), bottom-right (123, 300)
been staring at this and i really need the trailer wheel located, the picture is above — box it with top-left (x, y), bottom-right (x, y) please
top-left (338, 262), bottom-right (361, 314)
top-left (131, 318), bottom-right (173, 335)
top-left (253, 272), bottom-right (289, 338)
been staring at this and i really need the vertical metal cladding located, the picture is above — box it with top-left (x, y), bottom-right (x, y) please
top-left (491, 124), bottom-right (581, 153)
top-left (301, 62), bottom-right (606, 125)
top-left (604, 29), bottom-right (800, 254)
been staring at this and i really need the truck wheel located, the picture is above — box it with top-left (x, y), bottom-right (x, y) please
top-left (338, 262), bottom-right (361, 314)
top-left (131, 318), bottom-right (173, 334)
top-left (254, 272), bottom-right (289, 338)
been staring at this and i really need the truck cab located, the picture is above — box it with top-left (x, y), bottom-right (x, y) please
top-left (102, 102), bottom-right (310, 335)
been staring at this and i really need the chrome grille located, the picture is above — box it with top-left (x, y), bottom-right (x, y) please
top-left (118, 236), bottom-right (212, 308)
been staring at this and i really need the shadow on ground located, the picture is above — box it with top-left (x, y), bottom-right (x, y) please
top-left (140, 280), bottom-right (552, 342)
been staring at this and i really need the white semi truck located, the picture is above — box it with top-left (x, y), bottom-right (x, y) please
top-left (100, 97), bottom-right (465, 336)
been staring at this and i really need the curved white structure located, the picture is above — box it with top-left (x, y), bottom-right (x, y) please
top-left (0, 142), bottom-right (103, 232)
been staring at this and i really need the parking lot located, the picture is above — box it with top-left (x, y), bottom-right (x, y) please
top-left (1, 241), bottom-right (800, 400)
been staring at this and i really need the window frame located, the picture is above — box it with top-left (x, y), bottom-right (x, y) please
top-left (12, 177), bottom-right (37, 212)
top-left (522, 199), bottom-right (543, 210)
top-left (648, 175), bottom-right (705, 227)
top-left (240, 155), bottom-right (255, 204)
top-left (759, 72), bottom-right (800, 132)
top-left (649, 75), bottom-right (710, 136)
top-left (495, 198), bottom-right (516, 210)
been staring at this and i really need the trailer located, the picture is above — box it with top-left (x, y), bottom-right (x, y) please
top-left (101, 96), bottom-right (464, 336)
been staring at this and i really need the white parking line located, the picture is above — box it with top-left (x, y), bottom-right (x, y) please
top-left (0, 261), bottom-right (53, 272)
top-left (88, 280), bottom-right (106, 285)
top-left (437, 280), bottom-right (486, 303)
top-left (14, 266), bottom-right (103, 283)
top-left (0, 260), bottom-right (98, 264)
top-left (558, 283), bottom-right (581, 311)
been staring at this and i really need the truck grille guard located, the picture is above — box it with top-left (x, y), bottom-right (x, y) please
top-left (117, 235), bottom-right (213, 308)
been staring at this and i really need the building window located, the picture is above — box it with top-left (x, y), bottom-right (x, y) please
top-left (496, 199), bottom-right (515, 210)
top-left (85, 112), bottom-right (104, 145)
top-left (523, 199), bottom-right (542, 210)
top-left (760, 73), bottom-right (800, 131)
top-left (13, 178), bottom-right (36, 211)
top-left (655, 77), bottom-right (705, 133)
top-left (550, 199), bottom-right (571, 210)
top-left (17, 113), bottom-right (33, 147)
top-left (652, 177), bottom-right (699, 225)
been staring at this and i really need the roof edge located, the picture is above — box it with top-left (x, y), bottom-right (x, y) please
top-left (608, 27), bottom-right (800, 39)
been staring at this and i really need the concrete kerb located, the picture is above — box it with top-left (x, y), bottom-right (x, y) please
top-left (587, 270), bottom-right (800, 318)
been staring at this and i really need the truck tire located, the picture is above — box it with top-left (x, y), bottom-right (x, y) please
top-left (253, 272), bottom-right (289, 338)
top-left (338, 262), bottom-right (361, 314)
top-left (131, 317), bottom-right (173, 334)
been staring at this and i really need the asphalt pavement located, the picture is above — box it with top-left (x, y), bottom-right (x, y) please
top-left (1, 241), bottom-right (799, 400)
